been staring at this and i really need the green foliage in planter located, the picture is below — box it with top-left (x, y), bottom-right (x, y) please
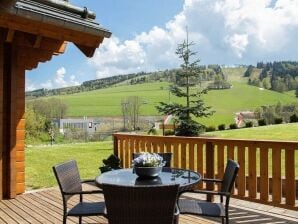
top-left (99, 154), bottom-right (121, 173)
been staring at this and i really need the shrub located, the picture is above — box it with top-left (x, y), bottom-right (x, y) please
top-left (258, 119), bottom-right (266, 126)
top-left (205, 126), bottom-right (216, 132)
top-left (229, 123), bottom-right (238, 129)
top-left (245, 121), bottom-right (253, 128)
top-left (218, 124), bottom-right (226, 130)
top-left (164, 130), bottom-right (174, 136)
top-left (274, 117), bottom-right (283, 124)
top-left (289, 114), bottom-right (298, 123)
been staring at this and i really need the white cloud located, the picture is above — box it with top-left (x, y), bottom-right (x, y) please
top-left (90, 0), bottom-right (298, 78)
top-left (27, 67), bottom-right (80, 91)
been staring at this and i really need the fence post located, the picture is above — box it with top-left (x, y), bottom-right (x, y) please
top-left (206, 141), bottom-right (214, 202)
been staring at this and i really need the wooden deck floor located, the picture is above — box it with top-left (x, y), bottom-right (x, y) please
top-left (0, 187), bottom-right (297, 224)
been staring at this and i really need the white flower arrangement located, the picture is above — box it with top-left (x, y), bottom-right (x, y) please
top-left (132, 152), bottom-right (165, 167)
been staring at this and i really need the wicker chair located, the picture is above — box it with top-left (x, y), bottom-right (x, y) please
top-left (102, 183), bottom-right (179, 224)
top-left (178, 159), bottom-right (239, 224)
top-left (53, 160), bottom-right (106, 224)
top-left (132, 152), bottom-right (172, 167)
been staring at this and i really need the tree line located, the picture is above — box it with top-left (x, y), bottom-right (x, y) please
top-left (26, 65), bottom-right (230, 99)
top-left (245, 61), bottom-right (298, 95)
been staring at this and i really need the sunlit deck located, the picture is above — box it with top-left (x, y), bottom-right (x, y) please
top-left (0, 187), bottom-right (297, 224)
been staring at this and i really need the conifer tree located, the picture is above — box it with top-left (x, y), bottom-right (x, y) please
top-left (156, 30), bottom-right (214, 136)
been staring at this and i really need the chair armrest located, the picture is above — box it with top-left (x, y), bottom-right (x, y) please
top-left (192, 189), bottom-right (230, 196)
top-left (201, 178), bottom-right (223, 183)
top-left (64, 189), bottom-right (103, 195)
top-left (81, 179), bottom-right (95, 184)
top-left (174, 204), bottom-right (180, 216)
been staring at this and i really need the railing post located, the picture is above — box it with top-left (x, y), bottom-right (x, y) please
top-left (205, 141), bottom-right (214, 202)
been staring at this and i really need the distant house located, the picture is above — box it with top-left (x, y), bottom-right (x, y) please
top-left (235, 111), bottom-right (257, 127)
top-left (53, 118), bottom-right (100, 134)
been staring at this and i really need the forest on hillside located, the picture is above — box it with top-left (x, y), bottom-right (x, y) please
top-left (245, 61), bottom-right (298, 95)
top-left (26, 65), bottom-right (230, 99)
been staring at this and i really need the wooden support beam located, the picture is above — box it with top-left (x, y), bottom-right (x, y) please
top-left (5, 29), bottom-right (15, 43)
top-left (33, 35), bottom-right (42, 48)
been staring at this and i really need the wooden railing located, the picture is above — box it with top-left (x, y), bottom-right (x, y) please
top-left (113, 133), bottom-right (298, 210)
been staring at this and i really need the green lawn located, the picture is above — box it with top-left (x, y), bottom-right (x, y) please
top-left (203, 123), bottom-right (298, 141)
top-left (25, 141), bottom-right (113, 190)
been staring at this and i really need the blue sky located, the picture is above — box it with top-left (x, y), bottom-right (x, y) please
top-left (26, 0), bottom-right (298, 91)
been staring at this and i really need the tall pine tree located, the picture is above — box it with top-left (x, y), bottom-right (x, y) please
top-left (156, 30), bottom-right (214, 136)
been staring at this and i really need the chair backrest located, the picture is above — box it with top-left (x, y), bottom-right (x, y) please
top-left (102, 183), bottom-right (179, 224)
top-left (52, 160), bottom-right (82, 202)
top-left (132, 152), bottom-right (172, 167)
top-left (221, 159), bottom-right (240, 193)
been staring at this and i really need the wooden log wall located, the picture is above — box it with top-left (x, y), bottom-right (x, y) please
top-left (113, 133), bottom-right (298, 211)
top-left (0, 27), bottom-right (65, 199)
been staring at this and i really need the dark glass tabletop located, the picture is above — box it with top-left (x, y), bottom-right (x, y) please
top-left (95, 168), bottom-right (201, 191)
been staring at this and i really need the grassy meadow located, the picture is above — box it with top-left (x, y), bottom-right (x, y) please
top-left (204, 123), bottom-right (298, 141)
top-left (54, 80), bottom-right (297, 126)
top-left (25, 141), bottom-right (113, 190)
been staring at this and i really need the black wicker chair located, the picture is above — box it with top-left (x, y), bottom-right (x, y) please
top-left (132, 152), bottom-right (172, 167)
top-left (102, 183), bottom-right (179, 224)
top-left (53, 160), bottom-right (106, 224)
top-left (178, 159), bottom-right (239, 224)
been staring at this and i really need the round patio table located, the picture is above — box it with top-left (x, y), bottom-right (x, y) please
top-left (95, 168), bottom-right (201, 192)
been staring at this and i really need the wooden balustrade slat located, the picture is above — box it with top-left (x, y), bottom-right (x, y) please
top-left (124, 139), bottom-right (130, 168)
top-left (260, 148), bottom-right (269, 202)
top-left (217, 144), bottom-right (225, 179)
top-left (227, 146), bottom-right (235, 160)
top-left (140, 139), bottom-right (145, 151)
top-left (206, 142), bottom-right (214, 201)
top-left (285, 149), bottom-right (295, 206)
top-left (272, 148), bottom-right (281, 204)
top-left (189, 142), bottom-right (195, 171)
top-left (181, 143), bottom-right (187, 169)
top-left (248, 147), bottom-right (257, 199)
top-left (173, 143), bottom-right (179, 168)
top-left (197, 142), bottom-right (204, 189)
top-left (238, 146), bottom-right (246, 197)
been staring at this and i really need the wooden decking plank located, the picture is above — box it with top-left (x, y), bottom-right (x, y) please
top-left (22, 192), bottom-right (68, 223)
top-left (1, 199), bottom-right (38, 224)
top-left (0, 188), bottom-right (297, 224)
top-left (14, 196), bottom-right (53, 223)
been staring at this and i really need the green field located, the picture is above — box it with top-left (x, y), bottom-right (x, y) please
top-left (54, 82), bottom-right (296, 127)
top-left (204, 123), bottom-right (298, 141)
top-left (31, 68), bottom-right (297, 127)
top-left (25, 141), bottom-right (113, 190)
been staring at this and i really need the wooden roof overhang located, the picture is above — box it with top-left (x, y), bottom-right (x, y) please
top-left (0, 0), bottom-right (111, 199)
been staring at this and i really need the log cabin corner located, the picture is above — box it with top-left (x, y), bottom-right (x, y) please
top-left (0, 0), bottom-right (111, 199)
